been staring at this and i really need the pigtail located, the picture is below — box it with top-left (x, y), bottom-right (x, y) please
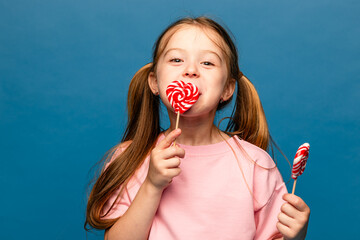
top-left (226, 72), bottom-right (270, 151)
top-left (85, 63), bottom-right (161, 230)
top-left (123, 62), bottom-right (161, 144)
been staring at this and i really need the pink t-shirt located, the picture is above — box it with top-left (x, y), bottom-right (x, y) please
top-left (101, 134), bottom-right (287, 239)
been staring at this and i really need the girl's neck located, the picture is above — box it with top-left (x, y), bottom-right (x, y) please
top-left (165, 111), bottom-right (230, 146)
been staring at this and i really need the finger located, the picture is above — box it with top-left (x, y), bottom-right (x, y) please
top-left (283, 193), bottom-right (309, 212)
top-left (161, 145), bottom-right (185, 159)
top-left (280, 203), bottom-right (297, 219)
top-left (166, 167), bottom-right (182, 178)
top-left (276, 222), bottom-right (292, 237)
top-left (163, 157), bottom-right (181, 168)
top-left (158, 129), bottom-right (182, 149)
top-left (277, 212), bottom-right (295, 227)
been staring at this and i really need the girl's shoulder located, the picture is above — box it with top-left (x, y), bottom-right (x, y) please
top-left (104, 140), bottom-right (133, 169)
top-left (234, 136), bottom-right (276, 169)
top-left (115, 139), bottom-right (132, 154)
top-left (117, 140), bottom-right (132, 153)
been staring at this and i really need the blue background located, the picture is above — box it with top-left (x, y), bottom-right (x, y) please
top-left (1, 0), bottom-right (359, 239)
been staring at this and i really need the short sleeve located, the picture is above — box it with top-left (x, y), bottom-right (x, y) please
top-left (100, 143), bottom-right (149, 220)
top-left (253, 151), bottom-right (288, 240)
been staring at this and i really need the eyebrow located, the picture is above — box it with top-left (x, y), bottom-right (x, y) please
top-left (163, 48), bottom-right (222, 62)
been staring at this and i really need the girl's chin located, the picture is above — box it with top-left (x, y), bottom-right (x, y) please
top-left (181, 109), bottom-right (216, 119)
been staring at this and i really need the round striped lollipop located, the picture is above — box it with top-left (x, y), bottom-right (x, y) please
top-left (166, 80), bottom-right (199, 114)
top-left (291, 143), bottom-right (310, 179)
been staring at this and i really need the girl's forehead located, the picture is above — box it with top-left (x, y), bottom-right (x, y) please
top-left (163, 25), bottom-right (224, 53)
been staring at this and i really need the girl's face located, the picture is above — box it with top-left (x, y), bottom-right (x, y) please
top-left (149, 26), bottom-right (235, 117)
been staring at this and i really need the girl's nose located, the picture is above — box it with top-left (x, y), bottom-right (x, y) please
top-left (183, 63), bottom-right (199, 78)
top-left (184, 72), bottom-right (198, 77)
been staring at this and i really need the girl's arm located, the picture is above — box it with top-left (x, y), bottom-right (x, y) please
top-left (275, 193), bottom-right (310, 240)
top-left (104, 178), bottom-right (163, 240)
top-left (105, 129), bottom-right (184, 240)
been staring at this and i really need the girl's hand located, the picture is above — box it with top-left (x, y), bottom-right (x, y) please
top-left (146, 128), bottom-right (184, 191)
top-left (276, 193), bottom-right (310, 240)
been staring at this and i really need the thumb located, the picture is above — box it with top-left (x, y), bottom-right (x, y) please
top-left (158, 128), bottom-right (182, 149)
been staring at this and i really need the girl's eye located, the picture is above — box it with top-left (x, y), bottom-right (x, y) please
top-left (202, 61), bottom-right (214, 66)
top-left (170, 58), bottom-right (183, 63)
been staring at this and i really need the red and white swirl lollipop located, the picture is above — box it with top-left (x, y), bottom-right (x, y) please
top-left (166, 80), bottom-right (199, 145)
top-left (166, 80), bottom-right (199, 114)
top-left (291, 143), bottom-right (310, 194)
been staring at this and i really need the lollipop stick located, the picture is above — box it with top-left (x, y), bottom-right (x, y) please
top-left (175, 111), bottom-right (180, 129)
top-left (172, 111), bottom-right (180, 146)
top-left (291, 179), bottom-right (297, 195)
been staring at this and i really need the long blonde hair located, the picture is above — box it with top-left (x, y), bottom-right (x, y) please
top-left (85, 16), bottom-right (280, 231)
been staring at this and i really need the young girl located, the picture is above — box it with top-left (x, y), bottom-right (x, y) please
top-left (85, 16), bottom-right (310, 240)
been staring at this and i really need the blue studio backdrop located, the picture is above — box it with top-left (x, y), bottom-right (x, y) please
top-left (1, 0), bottom-right (359, 239)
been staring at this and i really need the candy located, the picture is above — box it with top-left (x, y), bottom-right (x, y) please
top-left (166, 80), bottom-right (199, 114)
top-left (291, 143), bottom-right (310, 179)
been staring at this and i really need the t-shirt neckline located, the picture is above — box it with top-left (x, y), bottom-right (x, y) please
top-left (158, 132), bottom-right (241, 156)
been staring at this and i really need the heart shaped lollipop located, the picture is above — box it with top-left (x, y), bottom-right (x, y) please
top-left (291, 143), bottom-right (310, 180)
top-left (291, 143), bottom-right (310, 194)
top-left (166, 80), bottom-right (199, 114)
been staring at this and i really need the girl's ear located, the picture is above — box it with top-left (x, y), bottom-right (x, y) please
top-left (148, 71), bottom-right (159, 94)
top-left (222, 78), bottom-right (236, 101)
